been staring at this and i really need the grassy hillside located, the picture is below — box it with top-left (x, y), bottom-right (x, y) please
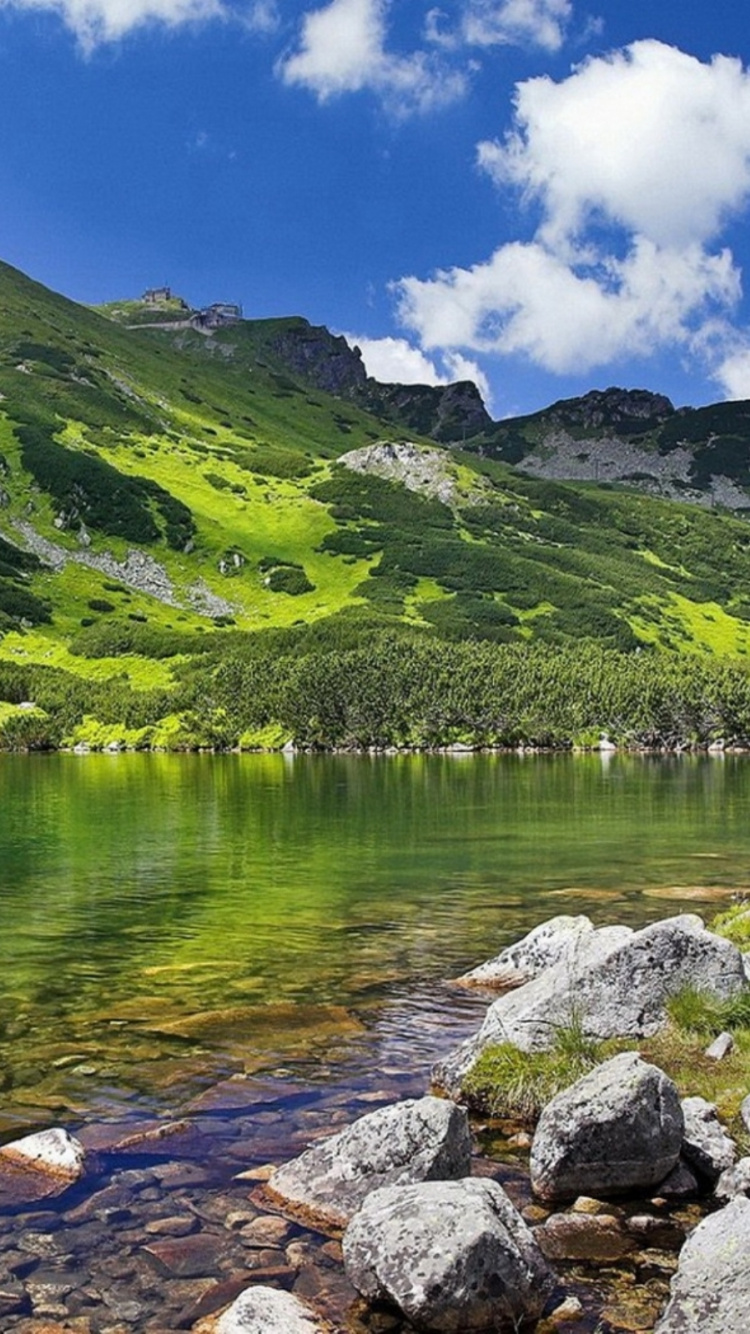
top-left (1, 259), bottom-right (750, 747)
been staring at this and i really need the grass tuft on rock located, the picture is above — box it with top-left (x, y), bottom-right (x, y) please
top-left (462, 1024), bottom-right (616, 1121)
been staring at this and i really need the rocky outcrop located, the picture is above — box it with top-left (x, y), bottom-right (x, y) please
top-left (545, 387), bottom-right (674, 430)
top-left (529, 1053), bottom-right (683, 1202)
top-left (269, 322), bottom-right (368, 397)
top-left (339, 441), bottom-right (491, 507)
top-left (267, 1096), bottom-right (471, 1229)
top-left (680, 1097), bottom-right (736, 1184)
top-left (342, 1177), bottom-right (556, 1332)
top-left (455, 915), bottom-right (594, 990)
top-left (362, 379), bottom-right (492, 443)
top-left (654, 1194), bottom-right (750, 1332)
top-left (433, 915), bottom-right (746, 1092)
top-left (214, 1286), bottom-right (329, 1333)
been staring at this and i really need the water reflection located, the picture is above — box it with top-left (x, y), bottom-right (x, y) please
top-left (0, 753), bottom-right (749, 1122)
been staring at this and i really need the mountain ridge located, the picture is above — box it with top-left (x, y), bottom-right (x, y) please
top-left (4, 258), bottom-right (750, 749)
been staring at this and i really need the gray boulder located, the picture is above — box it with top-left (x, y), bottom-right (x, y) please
top-left (215, 1287), bottom-right (327, 1332)
top-left (714, 1156), bottom-right (750, 1203)
top-left (655, 1194), bottom-right (750, 1332)
top-left (656, 1157), bottom-right (701, 1200)
top-left (741, 1091), bottom-right (750, 1133)
top-left (455, 915), bottom-right (594, 990)
top-left (680, 1097), bottom-right (736, 1184)
top-left (267, 1096), bottom-right (471, 1229)
top-left (434, 915), bottom-right (746, 1093)
top-left (530, 1053), bottom-right (683, 1202)
top-left (342, 1177), bottom-right (555, 1333)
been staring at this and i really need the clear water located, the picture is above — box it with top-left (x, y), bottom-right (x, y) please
top-left (0, 752), bottom-right (746, 1331)
top-left (0, 751), bottom-right (747, 1133)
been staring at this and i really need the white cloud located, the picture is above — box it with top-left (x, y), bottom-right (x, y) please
top-left (396, 41), bottom-right (750, 378)
top-left (479, 41), bottom-right (750, 250)
top-left (714, 345), bottom-right (750, 400)
top-left (279, 0), bottom-right (466, 113)
top-left (243, 0), bottom-right (278, 33)
top-left (344, 334), bottom-right (492, 406)
top-left (0, 0), bottom-right (223, 48)
top-left (442, 350), bottom-right (491, 404)
top-left (346, 334), bottom-right (449, 384)
top-left (459, 0), bottom-right (571, 53)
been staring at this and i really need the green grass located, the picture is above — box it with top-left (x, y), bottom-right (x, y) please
top-left (711, 900), bottom-right (750, 948)
top-left (463, 1023), bottom-right (614, 1120)
top-left (6, 255), bottom-right (750, 728)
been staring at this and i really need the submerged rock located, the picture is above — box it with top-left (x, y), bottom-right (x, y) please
top-left (267, 1095), bottom-right (471, 1229)
top-left (434, 915), bottom-right (746, 1092)
top-left (535, 1211), bottom-right (634, 1261)
top-left (655, 1194), bottom-right (750, 1332)
top-left (530, 1053), bottom-right (683, 1202)
top-left (343, 1177), bottom-right (556, 1332)
top-left (454, 915), bottom-right (594, 990)
top-left (213, 1286), bottom-right (328, 1332)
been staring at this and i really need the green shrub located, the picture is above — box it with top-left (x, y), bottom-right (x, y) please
top-left (266, 566), bottom-right (314, 595)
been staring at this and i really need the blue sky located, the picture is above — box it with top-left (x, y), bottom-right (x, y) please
top-left (1, 0), bottom-right (750, 416)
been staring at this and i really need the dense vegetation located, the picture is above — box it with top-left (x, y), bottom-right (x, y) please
top-left (5, 624), bottom-right (750, 752)
top-left (2, 257), bottom-right (750, 748)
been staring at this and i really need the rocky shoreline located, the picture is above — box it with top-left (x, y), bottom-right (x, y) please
top-left (1, 911), bottom-right (750, 1332)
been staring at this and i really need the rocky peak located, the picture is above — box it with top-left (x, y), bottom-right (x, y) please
top-left (547, 387), bottom-right (675, 430)
top-left (269, 322), bottom-right (368, 397)
top-left (361, 379), bottom-right (492, 443)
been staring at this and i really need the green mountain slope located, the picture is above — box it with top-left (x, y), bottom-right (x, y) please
top-left (2, 260), bottom-right (750, 748)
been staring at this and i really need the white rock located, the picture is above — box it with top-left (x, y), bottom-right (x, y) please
top-left (343, 1177), bottom-right (555, 1332)
top-left (1, 1127), bottom-right (86, 1180)
top-left (714, 1156), bottom-right (750, 1203)
top-left (268, 1095), bottom-right (471, 1229)
top-left (216, 1287), bottom-right (326, 1333)
top-left (655, 1194), bottom-right (750, 1332)
top-left (455, 915), bottom-right (594, 990)
top-left (680, 1097), bottom-right (736, 1184)
top-left (704, 1030), bottom-right (733, 1060)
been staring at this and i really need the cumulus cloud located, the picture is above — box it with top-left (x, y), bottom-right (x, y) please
top-left (714, 345), bottom-right (750, 400)
top-left (0, 0), bottom-right (223, 48)
top-left (458, 0), bottom-right (571, 53)
top-left (478, 41), bottom-right (750, 250)
top-left (346, 334), bottom-right (450, 383)
top-left (396, 41), bottom-right (750, 380)
top-left (344, 333), bottom-right (492, 405)
top-left (279, 0), bottom-right (466, 113)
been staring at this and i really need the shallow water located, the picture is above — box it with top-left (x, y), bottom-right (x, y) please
top-left (0, 752), bottom-right (746, 1330)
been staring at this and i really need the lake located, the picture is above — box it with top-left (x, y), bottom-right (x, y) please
top-left (0, 752), bottom-right (746, 1330)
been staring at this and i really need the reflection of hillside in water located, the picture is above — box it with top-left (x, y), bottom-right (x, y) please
top-left (0, 752), bottom-right (747, 1125)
